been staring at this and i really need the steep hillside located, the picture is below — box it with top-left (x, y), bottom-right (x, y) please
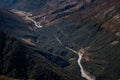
top-left (0, 0), bottom-right (120, 80)
top-left (0, 0), bottom-right (96, 25)
top-left (0, 8), bottom-right (34, 38)
top-left (69, 0), bottom-right (120, 33)
top-left (33, 0), bottom-right (120, 79)
top-left (0, 9), bottom-right (81, 80)
top-left (0, 31), bottom-right (76, 80)
top-left (0, 0), bottom-right (49, 12)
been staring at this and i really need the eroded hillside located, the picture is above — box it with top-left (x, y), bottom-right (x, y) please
top-left (0, 0), bottom-right (120, 80)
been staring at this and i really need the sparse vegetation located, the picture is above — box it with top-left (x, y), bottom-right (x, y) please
top-left (0, 0), bottom-right (120, 80)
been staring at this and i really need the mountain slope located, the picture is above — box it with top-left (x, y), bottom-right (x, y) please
top-left (0, 8), bottom-right (33, 38)
top-left (0, 0), bottom-right (120, 80)
top-left (0, 31), bottom-right (74, 80)
top-left (0, 9), bottom-right (81, 80)
top-left (32, 0), bottom-right (120, 79)
top-left (0, 0), bottom-right (96, 25)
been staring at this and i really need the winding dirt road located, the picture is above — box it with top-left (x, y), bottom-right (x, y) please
top-left (26, 13), bottom-right (43, 28)
top-left (54, 34), bottom-right (96, 80)
top-left (11, 9), bottom-right (43, 28)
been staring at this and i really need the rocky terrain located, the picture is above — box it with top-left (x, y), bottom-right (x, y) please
top-left (0, 0), bottom-right (120, 80)
top-left (0, 0), bottom-right (95, 25)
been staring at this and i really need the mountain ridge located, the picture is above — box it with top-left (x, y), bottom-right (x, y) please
top-left (0, 0), bottom-right (120, 80)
